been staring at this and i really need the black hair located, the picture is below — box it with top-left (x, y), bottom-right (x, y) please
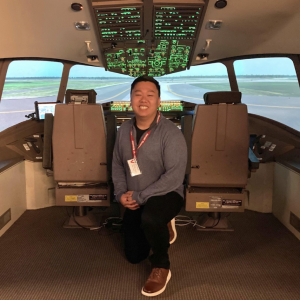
top-left (130, 76), bottom-right (161, 97)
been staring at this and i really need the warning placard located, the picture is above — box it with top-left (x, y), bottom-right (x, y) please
top-left (196, 202), bottom-right (209, 209)
top-left (89, 194), bottom-right (107, 201)
top-left (65, 195), bottom-right (77, 202)
top-left (222, 199), bottom-right (242, 208)
top-left (209, 196), bottom-right (222, 209)
top-left (65, 194), bottom-right (107, 202)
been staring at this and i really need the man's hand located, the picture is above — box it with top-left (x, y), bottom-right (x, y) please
top-left (120, 192), bottom-right (140, 210)
top-left (125, 191), bottom-right (135, 203)
top-left (126, 190), bottom-right (133, 199)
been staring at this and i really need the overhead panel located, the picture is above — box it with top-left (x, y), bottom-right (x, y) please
top-left (154, 5), bottom-right (201, 40)
top-left (95, 4), bottom-right (143, 41)
top-left (92, 0), bottom-right (205, 77)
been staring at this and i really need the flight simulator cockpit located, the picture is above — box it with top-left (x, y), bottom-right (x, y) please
top-left (14, 88), bottom-right (260, 230)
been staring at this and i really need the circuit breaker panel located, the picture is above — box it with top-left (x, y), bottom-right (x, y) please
top-left (92, 0), bottom-right (205, 77)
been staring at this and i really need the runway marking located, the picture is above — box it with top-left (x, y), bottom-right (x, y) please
top-left (2, 82), bottom-right (130, 100)
top-left (247, 104), bottom-right (300, 109)
top-left (0, 109), bottom-right (33, 114)
top-left (97, 88), bottom-right (130, 102)
top-left (1, 88), bottom-right (130, 114)
top-left (2, 87), bottom-right (299, 114)
top-left (239, 88), bottom-right (283, 95)
top-left (167, 85), bottom-right (300, 109)
top-left (167, 85), bottom-right (204, 100)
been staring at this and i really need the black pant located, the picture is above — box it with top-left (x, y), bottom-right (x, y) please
top-left (122, 191), bottom-right (184, 269)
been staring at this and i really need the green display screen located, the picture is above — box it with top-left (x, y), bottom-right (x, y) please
top-left (96, 7), bottom-right (142, 41)
top-left (94, 4), bottom-right (203, 77)
top-left (154, 6), bottom-right (201, 40)
top-left (111, 101), bottom-right (183, 112)
top-left (105, 40), bottom-right (191, 77)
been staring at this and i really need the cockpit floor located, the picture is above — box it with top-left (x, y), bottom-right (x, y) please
top-left (0, 206), bottom-right (299, 300)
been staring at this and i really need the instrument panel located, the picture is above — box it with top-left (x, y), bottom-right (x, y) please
top-left (92, 0), bottom-right (206, 77)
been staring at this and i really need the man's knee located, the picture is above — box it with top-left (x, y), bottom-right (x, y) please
top-left (141, 213), bottom-right (164, 230)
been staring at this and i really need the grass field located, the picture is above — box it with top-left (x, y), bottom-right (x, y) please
top-left (2, 79), bottom-right (126, 99)
top-left (191, 82), bottom-right (300, 97)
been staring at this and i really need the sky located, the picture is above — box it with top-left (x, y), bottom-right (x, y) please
top-left (5, 57), bottom-right (297, 78)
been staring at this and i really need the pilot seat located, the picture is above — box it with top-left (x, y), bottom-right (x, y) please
top-left (184, 91), bottom-right (253, 231)
top-left (43, 90), bottom-right (110, 228)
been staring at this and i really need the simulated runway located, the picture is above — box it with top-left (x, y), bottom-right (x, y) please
top-left (0, 81), bottom-right (300, 132)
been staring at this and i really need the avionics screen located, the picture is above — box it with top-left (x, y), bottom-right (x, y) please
top-left (36, 102), bottom-right (57, 120)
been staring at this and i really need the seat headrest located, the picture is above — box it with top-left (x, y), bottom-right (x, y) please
top-left (203, 91), bottom-right (242, 105)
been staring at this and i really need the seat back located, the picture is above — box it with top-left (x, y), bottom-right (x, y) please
top-left (52, 103), bottom-right (110, 207)
top-left (53, 103), bottom-right (107, 182)
top-left (189, 102), bottom-right (249, 188)
top-left (186, 92), bottom-right (249, 213)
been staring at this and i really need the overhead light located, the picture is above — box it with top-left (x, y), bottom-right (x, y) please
top-left (206, 20), bottom-right (222, 30)
top-left (215, 0), bottom-right (227, 9)
top-left (75, 22), bottom-right (90, 30)
top-left (196, 54), bottom-right (209, 61)
top-left (71, 3), bottom-right (83, 12)
top-left (87, 55), bottom-right (99, 63)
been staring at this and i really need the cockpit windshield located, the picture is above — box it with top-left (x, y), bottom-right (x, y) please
top-left (0, 58), bottom-right (300, 132)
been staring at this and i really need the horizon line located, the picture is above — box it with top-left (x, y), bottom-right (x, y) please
top-left (5, 75), bottom-right (297, 79)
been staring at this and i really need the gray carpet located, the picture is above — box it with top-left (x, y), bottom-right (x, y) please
top-left (0, 206), bottom-right (300, 300)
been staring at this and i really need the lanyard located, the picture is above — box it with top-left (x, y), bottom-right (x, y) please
top-left (130, 112), bottom-right (161, 160)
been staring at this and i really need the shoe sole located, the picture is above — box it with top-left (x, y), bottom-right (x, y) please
top-left (169, 218), bottom-right (177, 244)
top-left (141, 270), bottom-right (171, 297)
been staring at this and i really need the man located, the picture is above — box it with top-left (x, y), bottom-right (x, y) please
top-left (112, 76), bottom-right (187, 297)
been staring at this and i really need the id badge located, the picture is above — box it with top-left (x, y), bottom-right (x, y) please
top-left (127, 159), bottom-right (142, 177)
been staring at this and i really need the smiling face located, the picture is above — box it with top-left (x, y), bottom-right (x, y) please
top-left (130, 81), bottom-right (161, 120)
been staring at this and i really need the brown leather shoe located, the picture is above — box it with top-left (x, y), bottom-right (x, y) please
top-left (167, 218), bottom-right (177, 244)
top-left (142, 268), bottom-right (171, 297)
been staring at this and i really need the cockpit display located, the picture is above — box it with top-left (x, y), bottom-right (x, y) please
top-left (35, 102), bottom-right (58, 120)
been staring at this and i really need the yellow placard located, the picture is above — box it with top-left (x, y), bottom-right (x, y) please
top-left (65, 195), bottom-right (77, 202)
top-left (196, 202), bottom-right (209, 209)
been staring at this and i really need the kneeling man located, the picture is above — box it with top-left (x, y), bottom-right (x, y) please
top-left (112, 76), bottom-right (187, 297)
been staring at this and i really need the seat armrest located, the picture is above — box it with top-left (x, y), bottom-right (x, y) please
top-left (248, 147), bottom-right (259, 171)
top-left (42, 113), bottom-right (54, 169)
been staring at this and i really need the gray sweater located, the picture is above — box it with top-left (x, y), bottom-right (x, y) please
top-left (112, 113), bottom-right (188, 205)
